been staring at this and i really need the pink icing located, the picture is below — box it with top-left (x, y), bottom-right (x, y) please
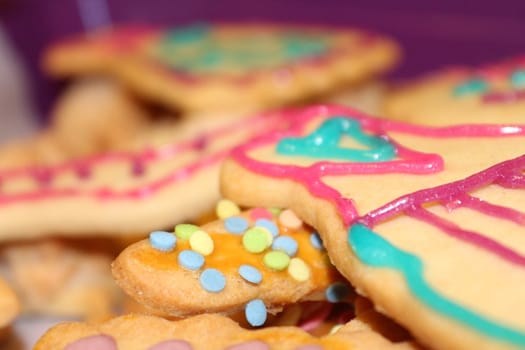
top-left (0, 112), bottom-right (290, 206)
top-left (298, 303), bottom-right (333, 332)
top-left (64, 334), bottom-right (117, 350)
top-left (231, 105), bottom-right (525, 262)
top-left (147, 339), bottom-right (193, 350)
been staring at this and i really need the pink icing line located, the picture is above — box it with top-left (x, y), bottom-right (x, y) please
top-left (0, 112), bottom-right (288, 206)
top-left (298, 303), bottom-right (334, 332)
top-left (232, 105), bottom-right (525, 225)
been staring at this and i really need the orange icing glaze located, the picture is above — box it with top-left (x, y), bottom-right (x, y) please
top-left (137, 209), bottom-right (341, 292)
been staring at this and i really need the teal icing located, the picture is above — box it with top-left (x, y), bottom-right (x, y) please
top-left (510, 70), bottom-right (525, 88)
top-left (348, 223), bottom-right (525, 347)
top-left (276, 116), bottom-right (396, 162)
top-left (453, 78), bottom-right (488, 96)
top-left (156, 25), bottom-right (329, 72)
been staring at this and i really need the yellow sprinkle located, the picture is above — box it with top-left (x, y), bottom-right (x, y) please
top-left (189, 230), bottom-right (214, 256)
top-left (216, 199), bottom-right (241, 219)
top-left (287, 257), bottom-right (310, 282)
top-left (278, 209), bottom-right (303, 229)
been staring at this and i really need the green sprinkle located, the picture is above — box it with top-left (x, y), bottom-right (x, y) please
top-left (268, 208), bottom-right (282, 216)
top-left (263, 251), bottom-right (290, 271)
top-left (242, 227), bottom-right (270, 253)
top-left (174, 224), bottom-right (199, 240)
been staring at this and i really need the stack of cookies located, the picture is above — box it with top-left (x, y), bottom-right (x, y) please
top-left (2, 21), bottom-right (524, 350)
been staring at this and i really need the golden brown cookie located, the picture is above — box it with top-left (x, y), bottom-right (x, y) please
top-left (44, 23), bottom-right (400, 114)
top-left (113, 201), bottom-right (350, 327)
top-left (34, 312), bottom-right (418, 350)
top-left (220, 105), bottom-right (525, 350)
top-left (0, 275), bottom-right (19, 337)
top-left (384, 55), bottom-right (525, 125)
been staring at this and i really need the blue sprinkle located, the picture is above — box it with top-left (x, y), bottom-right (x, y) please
top-left (254, 218), bottom-right (279, 237)
top-left (452, 78), bottom-right (488, 96)
top-left (238, 264), bottom-right (262, 284)
top-left (310, 232), bottom-right (324, 250)
top-left (149, 231), bottom-right (176, 251)
top-left (271, 236), bottom-right (298, 256)
top-left (245, 299), bottom-right (267, 326)
top-left (178, 250), bottom-right (204, 270)
top-left (326, 282), bottom-right (350, 303)
top-left (200, 268), bottom-right (226, 292)
top-left (224, 216), bottom-right (249, 234)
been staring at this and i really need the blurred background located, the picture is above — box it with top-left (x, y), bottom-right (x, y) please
top-left (1, 0), bottom-right (525, 130)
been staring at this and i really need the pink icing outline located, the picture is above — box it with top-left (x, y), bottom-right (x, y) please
top-left (231, 104), bottom-right (525, 266)
top-left (0, 112), bottom-right (290, 206)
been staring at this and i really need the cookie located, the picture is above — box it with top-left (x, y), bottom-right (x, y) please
top-left (0, 110), bottom-right (293, 239)
top-left (44, 23), bottom-right (400, 114)
top-left (384, 55), bottom-right (525, 125)
top-left (220, 105), bottom-right (525, 350)
top-left (0, 274), bottom-right (19, 336)
top-left (0, 237), bottom-right (124, 320)
top-left (34, 312), bottom-right (419, 350)
top-left (113, 202), bottom-right (350, 326)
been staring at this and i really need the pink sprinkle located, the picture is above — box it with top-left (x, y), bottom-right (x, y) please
top-left (147, 339), bottom-right (194, 350)
top-left (64, 334), bottom-right (117, 350)
top-left (294, 345), bottom-right (324, 350)
top-left (250, 208), bottom-right (273, 221)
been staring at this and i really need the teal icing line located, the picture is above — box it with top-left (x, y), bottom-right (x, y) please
top-left (163, 23), bottom-right (210, 45)
top-left (276, 116), bottom-right (396, 162)
top-left (453, 78), bottom-right (488, 97)
top-left (348, 223), bottom-right (525, 347)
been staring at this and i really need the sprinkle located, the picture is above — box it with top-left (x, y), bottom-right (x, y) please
top-left (64, 335), bottom-right (116, 350)
top-left (224, 216), bottom-right (249, 234)
top-left (238, 264), bottom-right (262, 284)
top-left (147, 339), bottom-right (194, 350)
top-left (149, 231), bottom-right (176, 251)
top-left (329, 324), bottom-right (343, 334)
top-left (250, 207), bottom-right (273, 220)
top-left (263, 251), bottom-right (290, 271)
top-left (452, 78), bottom-right (487, 96)
top-left (225, 340), bottom-right (270, 350)
top-left (245, 299), bottom-right (267, 326)
top-left (178, 250), bottom-right (204, 270)
top-left (278, 209), bottom-right (303, 229)
top-left (200, 268), bottom-right (226, 292)
top-left (242, 227), bottom-right (270, 253)
top-left (255, 218), bottom-right (279, 237)
top-left (216, 199), bottom-right (241, 219)
top-left (288, 258), bottom-right (311, 281)
top-left (259, 226), bottom-right (274, 247)
top-left (174, 224), bottom-right (199, 239)
top-left (326, 282), bottom-right (351, 303)
top-left (310, 232), bottom-right (324, 250)
top-left (268, 207), bottom-right (282, 216)
top-left (272, 236), bottom-right (298, 256)
top-left (189, 230), bottom-right (214, 256)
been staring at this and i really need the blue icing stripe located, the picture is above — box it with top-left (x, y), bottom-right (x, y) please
top-left (276, 116), bottom-right (395, 162)
top-left (348, 223), bottom-right (525, 347)
top-left (453, 78), bottom-right (488, 96)
top-left (164, 23), bottom-right (210, 45)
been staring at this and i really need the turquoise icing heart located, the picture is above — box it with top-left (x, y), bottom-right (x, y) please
top-left (276, 116), bottom-right (395, 162)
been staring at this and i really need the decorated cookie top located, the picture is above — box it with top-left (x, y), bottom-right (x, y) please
top-left (34, 313), bottom-right (409, 350)
top-left (44, 23), bottom-right (400, 112)
top-left (385, 55), bottom-right (525, 126)
top-left (221, 104), bottom-right (525, 350)
top-left (113, 200), bottom-right (350, 327)
top-left (0, 111), bottom-right (293, 239)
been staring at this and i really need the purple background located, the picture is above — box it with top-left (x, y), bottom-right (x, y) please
top-left (2, 0), bottom-right (525, 119)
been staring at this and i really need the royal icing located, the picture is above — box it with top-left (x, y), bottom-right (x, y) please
top-left (230, 104), bottom-right (525, 346)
